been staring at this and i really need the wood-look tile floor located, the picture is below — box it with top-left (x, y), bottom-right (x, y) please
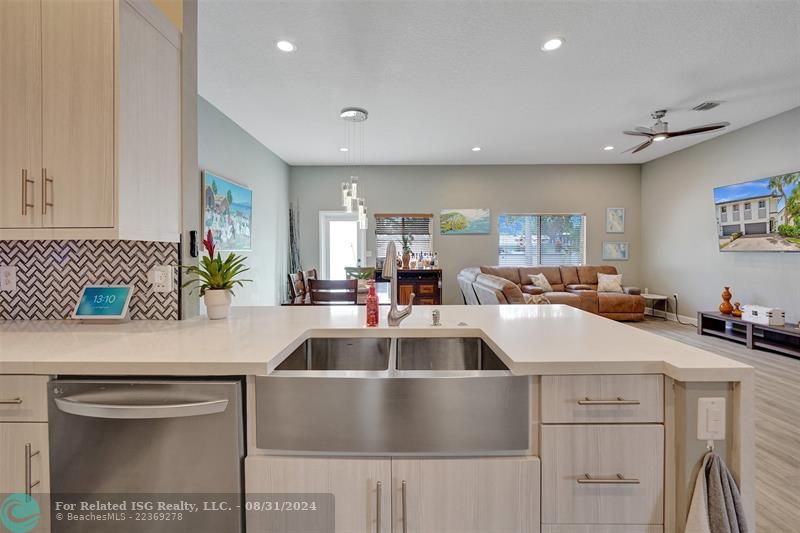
top-left (632, 319), bottom-right (800, 532)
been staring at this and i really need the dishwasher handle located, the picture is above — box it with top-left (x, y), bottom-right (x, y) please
top-left (54, 397), bottom-right (229, 419)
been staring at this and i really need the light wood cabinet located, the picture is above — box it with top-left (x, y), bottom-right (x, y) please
top-left (0, 0), bottom-right (42, 228)
top-left (391, 457), bottom-right (540, 533)
top-left (0, 0), bottom-right (181, 242)
top-left (0, 423), bottom-right (50, 495)
top-left (0, 376), bottom-right (49, 422)
top-left (541, 425), bottom-right (664, 526)
top-left (245, 456), bottom-right (391, 533)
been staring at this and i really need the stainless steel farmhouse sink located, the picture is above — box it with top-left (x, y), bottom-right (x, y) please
top-left (256, 337), bottom-right (529, 455)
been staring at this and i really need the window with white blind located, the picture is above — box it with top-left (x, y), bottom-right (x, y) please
top-left (374, 214), bottom-right (433, 259)
top-left (498, 214), bottom-right (586, 267)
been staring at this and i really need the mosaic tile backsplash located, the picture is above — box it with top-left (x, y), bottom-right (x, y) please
top-left (0, 240), bottom-right (179, 320)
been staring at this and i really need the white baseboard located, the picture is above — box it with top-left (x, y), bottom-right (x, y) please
top-left (645, 307), bottom-right (697, 326)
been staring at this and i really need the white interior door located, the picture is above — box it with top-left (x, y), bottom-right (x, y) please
top-left (319, 211), bottom-right (365, 279)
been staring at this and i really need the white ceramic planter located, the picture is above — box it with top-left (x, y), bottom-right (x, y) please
top-left (204, 289), bottom-right (232, 320)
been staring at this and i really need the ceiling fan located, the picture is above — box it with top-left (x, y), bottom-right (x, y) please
top-left (623, 110), bottom-right (730, 154)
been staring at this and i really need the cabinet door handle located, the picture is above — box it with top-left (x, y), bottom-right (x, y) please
top-left (375, 481), bottom-right (381, 533)
top-left (24, 443), bottom-right (41, 497)
top-left (401, 480), bottom-right (407, 533)
top-left (577, 473), bottom-right (640, 485)
top-left (0, 398), bottom-right (23, 405)
top-left (21, 169), bottom-right (34, 216)
top-left (577, 397), bottom-right (640, 406)
top-left (42, 168), bottom-right (54, 215)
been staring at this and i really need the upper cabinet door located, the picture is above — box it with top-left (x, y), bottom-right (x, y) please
top-left (42, 0), bottom-right (115, 228)
top-left (0, 0), bottom-right (42, 228)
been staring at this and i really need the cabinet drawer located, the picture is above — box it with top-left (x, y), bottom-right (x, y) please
top-left (417, 283), bottom-right (435, 295)
top-left (541, 375), bottom-right (663, 423)
top-left (0, 376), bottom-right (48, 422)
top-left (541, 425), bottom-right (664, 525)
top-left (543, 526), bottom-right (662, 533)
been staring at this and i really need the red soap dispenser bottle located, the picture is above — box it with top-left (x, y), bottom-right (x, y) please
top-left (366, 280), bottom-right (379, 327)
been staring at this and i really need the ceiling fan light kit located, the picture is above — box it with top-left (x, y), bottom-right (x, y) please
top-left (622, 109), bottom-right (730, 154)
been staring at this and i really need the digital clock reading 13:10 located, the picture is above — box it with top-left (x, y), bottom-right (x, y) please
top-left (74, 286), bottom-right (133, 318)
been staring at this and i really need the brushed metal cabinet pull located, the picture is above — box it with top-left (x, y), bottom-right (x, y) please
top-left (21, 169), bottom-right (34, 215)
top-left (375, 481), bottom-right (381, 533)
top-left (0, 398), bottom-right (23, 405)
top-left (577, 473), bottom-right (640, 485)
top-left (401, 480), bottom-right (407, 533)
top-left (24, 443), bottom-right (41, 498)
top-left (42, 168), bottom-right (54, 214)
top-left (577, 397), bottom-right (641, 406)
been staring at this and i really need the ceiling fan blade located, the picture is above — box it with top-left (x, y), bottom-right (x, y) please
top-left (635, 126), bottom-right (655, 134)
top-left (622, 139), bottom-right (653, 154)
top-left (623, 130), bottom-right (653, 137)
top-left (666, 122), bottom-right (730, 138)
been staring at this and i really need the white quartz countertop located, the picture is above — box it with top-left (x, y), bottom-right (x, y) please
top-left (0, 305), bottom-right (751, 381)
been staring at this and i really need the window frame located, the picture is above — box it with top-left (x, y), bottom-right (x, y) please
top-left (497, 213), bottom-right (587, 267)
top-left (374, 213), bottom-right (434, 260)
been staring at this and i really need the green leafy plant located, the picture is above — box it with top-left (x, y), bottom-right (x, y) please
top-left (401, 234), bottom-right (414, 254)
top-left (182, 229), bottom-right (252, 296)
top-left (778, 224), bottom-right (800, 238)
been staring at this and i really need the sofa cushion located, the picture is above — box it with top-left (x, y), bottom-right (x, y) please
top-left (519, 267), bottom-right (564, 291)
top-left (597, 273), bottom-right (624, 293)
top-left (576, 265), bottom-right (618, 285)
top-left (566, 284), bottom-right (593, 291)
top-left (480, 266), bottom-right (521, 285)
top-left (523, 293), bottom-right (551, 305)
top-left (527, 273), bottom-right (553, 292)
top-left (567, 290), bottom-right (599, 314)
top-left (521, 285), bottom-right (545, 296)
top-left (559, 266), bottom-right (580, 286)
top-left (598, 292), bottom-right (645, 314)
top-left (474, 273), bottom-right (527, 304)
top-left (544, 291), bottom-right (581, 307)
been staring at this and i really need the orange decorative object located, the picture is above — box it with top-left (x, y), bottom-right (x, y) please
top-left (719, 286), bottom-right (733, 315)
top-left (732, 302), bottom-right (743, 318)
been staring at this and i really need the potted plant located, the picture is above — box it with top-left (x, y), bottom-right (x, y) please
top-left (183, 229), bottom-right (251, 319)
top-left (401, 234), bottom-right (414, 269)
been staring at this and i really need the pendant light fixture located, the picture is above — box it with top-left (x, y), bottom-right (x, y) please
top-left (340, 107), bottom-right (369, 229)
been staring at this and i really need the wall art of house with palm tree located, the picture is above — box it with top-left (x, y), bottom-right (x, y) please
top-left (714, 171), bottom-right (800, 251)
top-left (202, 171), bottom-right (253, 251)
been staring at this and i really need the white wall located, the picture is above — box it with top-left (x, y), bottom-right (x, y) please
top-left (198, 96), bottom-right (290, 305)
top-left (641, 106), bottom-right (800, 322)
top-left (290, 165), bottom-right (642, 304)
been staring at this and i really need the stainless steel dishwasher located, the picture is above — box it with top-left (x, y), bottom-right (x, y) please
top-left (48, 379), bottom-right (244, 533)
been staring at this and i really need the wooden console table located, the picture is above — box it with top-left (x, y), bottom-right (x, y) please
top-left (698, 311), bottom-right (800, 359)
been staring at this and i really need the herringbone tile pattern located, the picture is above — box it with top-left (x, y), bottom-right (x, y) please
top-left (0, 240), bottom-right (178, 320)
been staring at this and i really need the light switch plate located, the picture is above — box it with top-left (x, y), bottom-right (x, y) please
top-left (697, 397), bottom-right (726, 441)
top-left (0, 266), bottom-right (17, 292)
top-left (149, 266), bottom-right (174, 293)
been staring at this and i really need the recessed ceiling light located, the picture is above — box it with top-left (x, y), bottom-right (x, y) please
top-left (339, 147), bottom-right (349, 152)
top-left (276, 40), bottom-right (296, 52)
top-left (541, 38), bottom-right (564, 51)
top-left (472, 146), bottom-right (482, 152)
top-left (603, 145), bottom-right (615, 151)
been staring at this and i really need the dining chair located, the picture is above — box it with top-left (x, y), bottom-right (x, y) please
top-left (307, 279), bottom-right (358, 305)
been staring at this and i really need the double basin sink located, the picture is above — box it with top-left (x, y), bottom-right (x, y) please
top-left (255, 337), bottom-right (529, 455)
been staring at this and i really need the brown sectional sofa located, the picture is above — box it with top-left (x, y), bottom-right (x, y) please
top-left (457, 265), bottom-right (645, 321)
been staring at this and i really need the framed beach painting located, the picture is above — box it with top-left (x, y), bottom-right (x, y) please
top-left (202, 171), bottom-right (253, 251)
top-left (602, 241), bottom-right (629, 261)
top-left (606, 207), bottom-right (625, 233)
top-left (440, 209), bottom-right (491, 234)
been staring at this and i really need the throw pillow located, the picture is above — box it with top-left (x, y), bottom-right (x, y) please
top-left (523, 293), bottom-right (551, 305)
top-left (597, 273), bottom-right (624, 293)
top-left (527, 273), bottom-right (553, 292)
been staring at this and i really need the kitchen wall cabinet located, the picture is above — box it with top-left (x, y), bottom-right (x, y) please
top-left (246, 456), bottom-right (540, 533)
top-left (392, 457), bottom-right (540, 533)
top-left (0, 0), bottom-right (181, 242)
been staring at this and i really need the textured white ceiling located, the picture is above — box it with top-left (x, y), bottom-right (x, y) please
top-left (198, 0), bottom-right (800, 165)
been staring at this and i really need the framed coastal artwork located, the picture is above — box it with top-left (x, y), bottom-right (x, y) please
top-left (440, 209), bottom-right (491, 234)
top-left (602, 241), bottom-right (629, 261)
top-left (202, 171), bottom-right (253, 251)
top-left (606, 207), bottom-right (625, 233)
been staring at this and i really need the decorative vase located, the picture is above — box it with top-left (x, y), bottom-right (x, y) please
top-left (402, 252), bottom-right (411, 269)
top-left (719, 286), bottom-right (733, 315)
top-left (204, 289), bottom-right (232, 320)
top-left (732, 302), bottom-right (743, 318)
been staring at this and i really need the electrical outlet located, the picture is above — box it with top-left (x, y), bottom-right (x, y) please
top-left (149, 266), bottom-right (174, 293)
top-left (0, 266), bottom-right (17, 292)
top-left (697, 397), bottom-right (726, 441)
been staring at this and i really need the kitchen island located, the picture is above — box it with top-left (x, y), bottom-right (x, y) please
top-left (0, 305), bottom-right (754, 533)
